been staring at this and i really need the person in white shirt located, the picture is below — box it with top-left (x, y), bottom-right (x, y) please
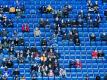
top-left (34, 27), bottom-right (41, 37)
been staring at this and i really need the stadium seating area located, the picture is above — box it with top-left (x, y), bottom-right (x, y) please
top-left (0, 0), bottom-right (107, 80)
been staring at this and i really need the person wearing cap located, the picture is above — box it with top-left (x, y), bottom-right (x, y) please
top-left (34, 27), bottom-right (41, 37)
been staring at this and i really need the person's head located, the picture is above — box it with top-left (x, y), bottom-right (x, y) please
top-left (96, 75), bottom-right (101, 80)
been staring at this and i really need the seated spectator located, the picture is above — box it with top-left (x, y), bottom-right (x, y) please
top-left (39, 18), bottom-right (49, 27)
top-left (3, 5), bottom-right (9, 13)
top-left (41, 38), bottom-right (47, 51)
top-left (9, 7), bottom-right (16, 13)
top-left (48, 70), bottom-right (54, 76)
top-left (90, 33), bottom-right (96, 41)
top-left (92, 50), bottom-right (98, 58)
top-left (46, 5), bottom-right (53, 13)
top-left (5, 59), bottom-right (13, 68)
top-left (85, 75), bottom-right (89, 80)
top-left (104, 9), bottom-right (107, 19)
top-left (1, 37), bottom-right (9, 48)
top-left (59, 68), bottom-right (66, 78)
top-left (93, 1), bottom-right (99, 13)
top-left (62, 5), bottom-right (72, 17)
top-left (96, 75), bottom-right (101, 80)
top-left (74, 38), bottom-right (80, 46)
top-left (39, 5), bottom-right (47, 13)
top-left (69, 59), bottom-right (82, 68)
top-left (34, 27), bottom-right (41, 37)
top-left (8, 46), bottom-right (14, 55)
top-left (22, 23), bottom-right (30, 32)
top-left (31, 63), bottom-right (38, 72)
top-left (1, 75), bottom-right (8, 80)
top-left (14, 38), bottom-right (19, 46)
top-left (2, 66), bottom-right (10, 79)
top-left (20, 75), bottom-right (26, 80)
top-left (62, 32), bottom-right (67, 40)
top-left (97, 50), bottom-right (104, 58)
top-left (52, 10), bottom-right (62, 18)
top-left (18, 51), bottom-right (25, 63)
top-left (0, 41), bottom-right (3, 54)
top-left (75, 59), bottom-right (82, 68)
top-left (0, 5), bottom-right (3, 14)
top-left (13, 68), bottom-right (20, 77)
top-left (100, 32), bottom-right (107, 41)
top-left (0, 29), bottom-right (8, 37)
top-left (104, 74), bottom-right (107, 80)
top-left (40, 54), bottom-right (47, 63)
top-left (69, 31), bottom-right (73, 41)
top-left (18, 37), bottom-right (24, 45)
top-left (2, 16), bottom-right (13, 27)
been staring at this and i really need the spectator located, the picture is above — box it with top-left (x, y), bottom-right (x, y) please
top-left (59, 68), bottom-right (66, 78)
top-left (0, 29), bottom-right (8, 37)
top-left (39, 18), bottom-right (49, 27)
top-left (18, 37), bottom-right (24, 46)
top-left (93, 1), bottom-right (99, 13)
top-left (85, 75), bottom-right (89, 80)
top-left (8, 46), bottom-right (14, 55)
top-left (3, 5), bottom-right (9, 13)
top-left (5, 59), bottom-right (13, 68)
top-left (1, 37), bottom-right (9, 48)
top-left (22, 23), bottom-right (30, 32)
top-left (100, 32), bottom-right (107, 41)
top-left (18, 51), bottom-right (24, 63)
top-left (104, 9), bottom-right (107, 20)
top-left (48, 70), bottom-right (54, 76)
top-left (39, 5), bottom-right (47, 13)
top-left (104, 74), bottom-right (107, 80)
top-left (46, 5), bottom-right (53, 13)
top-left (14, 37), bottom-right (19, 46)
top-left (41, 38), bottom-right (47, 51)
top-left (34, 27), bottom-right (41, 37)
top-left (20, 75), bottom-right (26, 80)
top-left (0, 5), bottom-right (3, 14)
top-left (13, 68), bottom-right (20, 77)
top-left (97, 50), bottom-right (104, 58)
top-left (9, 6), bottom-right (16, 13)
top-left (90, 33), bottom-right (96, 41)
top-left (31, 63), bottom-right (38, 72)
top-left (96, 75), bottom-right (101, 80)
top-left (92, 50), bottom-right (98, 58)
top-left (75, 59), bottom-right (82, 68)
top-left (40, 54), bottom-right (47, 63)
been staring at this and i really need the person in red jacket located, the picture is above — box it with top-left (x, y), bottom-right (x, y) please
top-left (22, 23), bottom-right (29, 32)
top-left (92, 50), bottom-right (98, 58)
